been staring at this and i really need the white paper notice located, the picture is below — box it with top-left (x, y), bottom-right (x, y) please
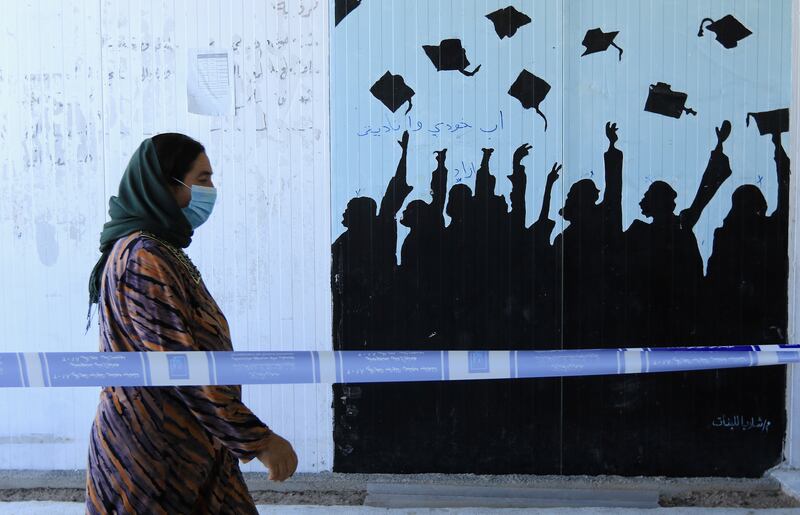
top-left (187, 49), bottom-right (234, 116)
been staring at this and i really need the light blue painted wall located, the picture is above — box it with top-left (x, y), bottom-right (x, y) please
top-left (330, 0), bottom-right (793, 264)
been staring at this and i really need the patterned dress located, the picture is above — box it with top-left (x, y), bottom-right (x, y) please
top-left (85, 232), bottom-right (273, 514)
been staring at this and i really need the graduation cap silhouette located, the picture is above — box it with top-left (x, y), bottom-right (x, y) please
top-left (486, 6), bottom-right (532, 39)
top-left (508, 70), bottom-right (551, 130)
top-left (334, 0), bottom-right (361, 27)
top-left (581, 28), bottom-right (623, 61)
top-left (698, 15), bottom-right (752, 49)
top-left (644, 82), bottom-right (697, 119)
top-left (746, 108), bottom-right (789, 136)
top-left (422, 39), bottom-right (481, 76)
top-left (370, 71), bottom-right (415, 115)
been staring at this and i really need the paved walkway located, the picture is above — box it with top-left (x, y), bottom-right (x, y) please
top-left (3, 469), bottom-right (800, 513)
top-left (2, 503), bottom-right (800, 514)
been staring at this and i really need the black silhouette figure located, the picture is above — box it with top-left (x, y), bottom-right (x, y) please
top-left (423, 39), bottom-right (482, 76)
top-left (582, 28), bottom-right (624, 61)
top-left (442, 182), bottom-right (476, 348)
top-left (705, 125), bottom-right (791, 345)
top-left (505, 142), bottom-right (562, 347)
top-left (474, 148), bottom-right (508, 215)
top-left (625, 121), bottom-right (733, 347)
top-left (399, 149), bottom-right (448, 345)
top-left (331, 114), bottom-right (791, 478)
top-left (372, 130), bottom-right (414, 345)
top-left (457, 148), bottom-right (510, 348)
top-left (505, 143), bottom-right (533, 346)
top-left (331, 195), bottom-right (378, 349)
top-left (698, 15), bottom-right (752, 49)
top-left (526, 161), bottom-right (562, 346)
top-left (645, 82), bottom-right (697, 118)
top-left (599, 124), bottom-right (734, 474)
top-left (370, 71), bottom-right (415, 114)
top-left (530, 162), bottom-right (562, 255)
top-left (554, 122), bottom-right (624, 349)
top-left (334, 0), bottom-right (361, 26)
top-left (332, 130), bottom-right (413, 349)
top-left (679, 121), bottom-right (735, 230)
top-left (688, 124), bottom-right (790, 480)
top-left (486, 6), bottom-right (532, 39)
top-left (554, 125), bottom-right (626, 473)
top-left (507, 144), bottom-right (533, 231)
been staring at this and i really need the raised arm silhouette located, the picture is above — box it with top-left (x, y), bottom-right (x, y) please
top-left (332, 131), bottom-right (414, 349)
top-left (705, 127), bottom-right (791, 345)
top-left (508, 143), bottom-right (532, 230)
top-left (554, 122), bottom-right (623, 349)
top-left (625, 121), bottom-right (732, 347)
top-left (399, 148), bottom-right (449, 346)
top-left (472, 148), bottom-right (511, 347)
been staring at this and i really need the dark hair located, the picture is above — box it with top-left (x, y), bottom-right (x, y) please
top-left (151, 133), bottom-right (205, 182)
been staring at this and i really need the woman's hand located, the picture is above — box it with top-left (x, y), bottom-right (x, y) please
top-left (257, 433), bottom-right (298, 481)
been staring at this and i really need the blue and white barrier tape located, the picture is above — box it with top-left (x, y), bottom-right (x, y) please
top-left (1, 345), bottom-right (799, 388)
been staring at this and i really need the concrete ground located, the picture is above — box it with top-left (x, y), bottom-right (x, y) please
top-left (1, 469), bottom-right (799, 513)
top-left (1, 504), bottom-right (800, 514)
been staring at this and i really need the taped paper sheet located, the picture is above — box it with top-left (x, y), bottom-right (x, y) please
top-left (187, 49), bottom-right (234, 116)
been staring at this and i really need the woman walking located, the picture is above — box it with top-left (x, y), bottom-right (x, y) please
top-left (85, 133), bottom-right (297, 514)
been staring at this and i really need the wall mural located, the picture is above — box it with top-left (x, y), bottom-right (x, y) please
top-left (330, 0), bottom-right (792, 476)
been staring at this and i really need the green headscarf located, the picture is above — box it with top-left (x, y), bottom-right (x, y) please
top-left (87, 138), bottom-right (193, 313)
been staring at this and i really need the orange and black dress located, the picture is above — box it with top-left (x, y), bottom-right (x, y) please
top-left (86, 232), bottom-right (272, 514)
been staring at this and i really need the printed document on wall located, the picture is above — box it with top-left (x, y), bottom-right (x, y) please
top-left (187, 49), bottom-right (234, 116)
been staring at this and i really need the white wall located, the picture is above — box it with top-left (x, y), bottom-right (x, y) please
top-left (1, 0), bottom-right (799, 475)
top-left (786, 0), bottom-right (800, 469)
top-left (0, 0), bottom-right (333, 472)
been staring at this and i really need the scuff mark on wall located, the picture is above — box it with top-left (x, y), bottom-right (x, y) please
top-left (0, 434), bottom-right (74, 444)
top-left (35, 217), bottom-right (59, 266)
top-left (68, 213), bottom-right (87, 242)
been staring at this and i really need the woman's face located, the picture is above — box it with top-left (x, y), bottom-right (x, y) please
top-left (170, 152), bottom-right (214, 208)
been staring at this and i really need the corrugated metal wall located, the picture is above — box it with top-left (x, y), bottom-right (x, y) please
top-left (785, 0), bottom-right (800, 468)
top-left (329, 0), bottom-right (795, 476)
top-left (1, 0), bottom-right (799, 475)
top-left (0, 0), bottom-right (332, 472)
top-left (331, 0), bottom-right (793, 261)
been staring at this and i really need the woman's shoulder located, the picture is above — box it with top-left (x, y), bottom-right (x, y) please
top-left (110, 231), bottom-right (169, 263)
top-left (108, 231), bottom-right (188, 281)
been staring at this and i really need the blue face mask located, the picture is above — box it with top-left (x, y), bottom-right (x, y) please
top-left (174, 179), bottom-right (218, 229)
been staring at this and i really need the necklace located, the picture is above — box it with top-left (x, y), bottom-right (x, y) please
top-left (139, 231), bottom-right (202, 285)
